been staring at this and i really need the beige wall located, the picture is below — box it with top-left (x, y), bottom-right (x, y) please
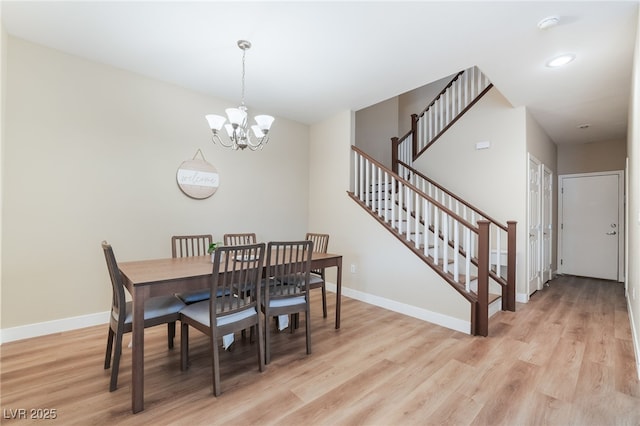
top-left (398, 74), bottom-right (452, 132)
top-left (626, 8), bottom-right (640, 378)
top-left (354, 96), bottom-right (398, 168)
top-left (354, 74), bottom-right (453, 169)
top-left (558, 139), bottom-right (627, 175)
top-left (414, 88), bottom-right (529, 297)
top-left (2, 37), bottom-right (310, 329)
top-left (309, 111), bottom-right (470, 326)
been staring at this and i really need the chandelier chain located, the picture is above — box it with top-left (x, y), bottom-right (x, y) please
top-left (240, 47), bottom-right (246, 107)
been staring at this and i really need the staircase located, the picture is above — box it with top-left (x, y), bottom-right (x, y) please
top-left (392, 66), bottom-right (493, 174)
top-left (348, 66), bottom-right (515, 336)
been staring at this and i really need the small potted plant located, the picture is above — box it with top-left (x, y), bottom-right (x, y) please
top-left (208, 242), bottom-right (221, 263)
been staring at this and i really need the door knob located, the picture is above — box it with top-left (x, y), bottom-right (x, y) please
top-left (606, 231), bottom-right (617, 235)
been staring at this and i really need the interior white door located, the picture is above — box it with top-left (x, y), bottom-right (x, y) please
top-left (560, 173), bottom-right (620, 280)
top-left (542, 166), bottom-right (553, 283)
top-left (528, 156), bottom-right (541, 295)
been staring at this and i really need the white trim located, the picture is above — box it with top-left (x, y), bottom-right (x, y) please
top-left (557, 170), bottom-right (625, 282)
top-left (325, 282), bottom-right (471, 334)
top-left (516, 292), bottom-right (529, 304)
top-left (488, 297), bottom-right (502, 318)
top-left (0, 311), bottom-right (109, 344)
top-left (627, 294), bottom-right (640, 381)
top-left (527, 153), bottom-right (542, 297)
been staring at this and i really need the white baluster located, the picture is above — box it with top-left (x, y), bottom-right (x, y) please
top-left (495, 226), bottom-right (502, 277)
top-left (442, 210), bottom-right (449, 273)
top-left (465, 228), bottom-right (471, 292)
top-left (433, 207), bottom-right (440, 265)
top-left (364, 159), bottom-right (370, 207)
top-left (391, 176), bottom-right (396, 229)
top-left (414, 192), bottom-right (420, 248)
top-left (397, 180), bottom-right (403, 232)
top-left (384, 171), bottom-right (389, 223)
top-left (405, 186), bottom-right (411, 241)
top-left (358, 154), bottom-right (364, 201)
top-left (445, 90), bottom-right (449, 126)
top-left (453, 218), bottom-right (459, 281)
top-left (424, 199), bottom-right (430, 256)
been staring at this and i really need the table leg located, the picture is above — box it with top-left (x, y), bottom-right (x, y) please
top-left (335, 258), bottom-right (342, 329)
top-left (132, 287), bottom-right (145, 413)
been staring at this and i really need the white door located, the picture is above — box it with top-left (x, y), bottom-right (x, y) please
top-left (528, 155), bottom-right (541, 295)
top-left (542, 166), bottom-right (553, 283)
top-left (559, 172), bottom-right (622, 281)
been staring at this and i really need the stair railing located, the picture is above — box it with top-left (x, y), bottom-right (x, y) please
top-left (398, 160), bottom-right (517, 311)
top-left (392, 66), bottom-right (493, 172)
top-left (349, 145), bottom-right (494, 336)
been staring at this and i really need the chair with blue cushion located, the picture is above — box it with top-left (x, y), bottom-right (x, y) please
top-left (179, 243), bottom-right (266, 396)
top-left (102, 241), bottom-right (186, 392)
top-left (262, 240), bottom-right (313, 365)
top-left (172, 234), bottom-right (213, 304)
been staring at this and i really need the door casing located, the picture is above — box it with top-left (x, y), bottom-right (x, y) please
top-left (557, 171), bottom-right (624, 282)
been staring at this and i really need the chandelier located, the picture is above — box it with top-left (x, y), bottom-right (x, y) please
top-left (205, 40), bottom-right (274, 151)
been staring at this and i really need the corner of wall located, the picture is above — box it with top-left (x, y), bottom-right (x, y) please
top-left (0, 5), bottom-right (7, 333)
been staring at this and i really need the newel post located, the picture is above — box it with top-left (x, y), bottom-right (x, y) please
top-left (506, 221), bottom-right (517, 312)
top-left (476, 220), bottom-right (490, 337)
top-left (411, 113), bottom-right (419, 161)
top-left (391, 137), bottom-right (399, 175)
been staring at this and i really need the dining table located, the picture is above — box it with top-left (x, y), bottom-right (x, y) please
top-left (118, 250), bottom-right (343, 414)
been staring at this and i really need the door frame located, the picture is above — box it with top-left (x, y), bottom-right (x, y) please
top-left (542, 165), bottom-right (554, 283)
top-left (527, 154), bottom-right (542, 298)
top-left (557, 170), bottom-right (625, 282)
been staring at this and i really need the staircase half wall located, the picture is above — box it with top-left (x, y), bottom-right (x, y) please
top-left (308, 110), bottom-right (472, 334)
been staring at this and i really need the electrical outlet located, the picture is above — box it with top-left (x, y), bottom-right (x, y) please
top-left (350, 264), bottom-right (357, 274)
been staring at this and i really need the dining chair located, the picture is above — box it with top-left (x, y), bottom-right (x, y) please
top-left (180, 243), bottom-right (266, 396)
top-left (102, 241), bottom-right (186, 392)
top-left (223, 233), bottom-right (257, 246)
top-left (171, 234), bottom-right (213, 304)
top-left (305, 233), bottom-right (330, 318)
top-left (262, 240), bottom-right (313, 365)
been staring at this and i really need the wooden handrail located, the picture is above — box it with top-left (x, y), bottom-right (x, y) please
top-left (351, 145), bottom-right (478, 232)
top-left (418, 70), bottom-right (465, 117)
top-left (398, 160), bottom-right (507, 231)
top-left (414, 83), bottom-right (493, 159)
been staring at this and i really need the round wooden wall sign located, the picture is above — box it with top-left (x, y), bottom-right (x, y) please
top-left (176, 158), bottom-right (219, 199)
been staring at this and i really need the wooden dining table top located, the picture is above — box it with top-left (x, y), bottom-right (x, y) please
top-left (119, 251), bottom-right (342, 286)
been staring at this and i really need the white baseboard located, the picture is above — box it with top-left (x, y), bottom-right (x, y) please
top-left (516, 292), bottom-right (529, 303)
top-left (489, 297), bottom-right (502, 318)
top-left (3, 282), bottom-right (482, 344)
top-left (325, 282), bottom-right (470, 334)
top-left (0, 311), bottom-right (110, 344)
top-left (626, 295), bottom-right (640, 381)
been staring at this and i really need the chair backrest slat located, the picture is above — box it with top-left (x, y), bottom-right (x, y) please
top-left (211, 243), bottom-right (265, 319)
top-left (223, 233), bottom-right (257, 246)
top-left (171, 234), bottom-right (213, 258)
top-left (265, 240), bottom-right (313, 301)
top-left (305, 233), bottom-right (329, 275)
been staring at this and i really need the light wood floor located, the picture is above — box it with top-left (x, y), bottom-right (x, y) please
top-left (2, 275), bottom-right (639, 425)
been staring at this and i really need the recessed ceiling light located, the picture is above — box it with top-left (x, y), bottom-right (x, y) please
top-left (546, 54), bottom-right (575, 68)
top-left (538, 16), bottom-right (560, 30)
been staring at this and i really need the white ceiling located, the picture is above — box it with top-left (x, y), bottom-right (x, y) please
top-left (2, 1), bottom-right (638, 145)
